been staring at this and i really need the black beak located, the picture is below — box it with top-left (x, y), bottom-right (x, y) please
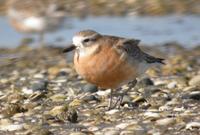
top-left (62, 44), bottom-right (76, 53)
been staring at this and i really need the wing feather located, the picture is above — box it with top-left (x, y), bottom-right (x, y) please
top-left (116, 39), bottom-right (165, 64)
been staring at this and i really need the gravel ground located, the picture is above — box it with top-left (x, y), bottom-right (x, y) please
top-left (0, 43), bottom-right (200, 135)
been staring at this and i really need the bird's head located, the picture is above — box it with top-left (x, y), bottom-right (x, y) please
top-left (63, 30), bottom-right (101, 53)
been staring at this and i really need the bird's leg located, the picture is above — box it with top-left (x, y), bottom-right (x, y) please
top-left (126, 79), bottom-right (137, 94)
top-left (39, 32), bottom-right (45, 47)
top-left (108, 88), bottom-right (122, 110)
top-left (117, 79), bottom-right (138, 109)
top-left (116, 94), bottom-right (124, 109)
top-left (108, 89), bottom-right (114, 110)
top-left (109, 88), bottom-right (122, 109)
top-left (108, 80), bottom-right (137, 110)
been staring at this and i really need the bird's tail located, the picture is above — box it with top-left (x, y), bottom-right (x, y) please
top-left (144, 54), bottom-right (165, 65)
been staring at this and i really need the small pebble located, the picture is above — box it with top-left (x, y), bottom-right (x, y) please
top-left (33, 73), bottom-right (45, 79)
top-left (69, 132), bottom-right (87, 135)
top-left (182, 91), bottom-right (200, 100)
top-left (156, 118), bottom-right (175, 126)
top-left (82, 95), bottom-right (100, 102)
top-left (116, 123), bottom-right (130, 129)
top-left (105, 109), bottom-right (119, 115)
top-left (189, 75), bottom-right (200, 86)
top-left (67, 109), bottom-right (78, 123)
top-left (57, 70), bottom-right (68, 76)
top-left (167, 81), bottom-right (177, 89)
top-left (104, 130), bottom-right (120, 135)
top-left (50, 94), bottom-right (66, 102)
top-left (49, 105), bottom-right (68, 116)
top-left (186, 122), bottom-right (200, 130)
top-left (0, 124), bottom-right (24, 131)
top-left (83, 83), bottom-right (98, 93)
top-left (137, 78), bottom-right (154, 88)
top-left (121, 95), bottom-right (132, 105)
top-left (144, 112), bottom-right (161, 119)
top-left (31, 80), bottom-right (48, 91)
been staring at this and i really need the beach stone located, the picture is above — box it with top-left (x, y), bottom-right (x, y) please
top-left (183, 86), bottom-right (198, 92)
top-left (156, 118), bottom-right (176, 126)
top-left (57, 70), bottom-right (68, 76)
top-left (82, 95), bottom-right (100, 102)
top-left (144, 111), bottom-right (161, 120)
top-left (116, 123), bottom-right (130, 130)
top-left (189, 75), bottom-right (200, 86)
top-left (0, 119), bottom-right (12, 125)
top-left (105, 109), bottom-right (119, 115)
top-left (69, 99), bottom-right (83, 107)
top-left (49, 105), bottom-right (68, 116)
top-left (0, 124), bottom-right (24, 131)
top-left (22, 87), bottom-right (34, 95)
top-left (7, 93), bottom-right (25, 103)
top-left (31, 80), bottom-right (48, 91)
top-left (97, 89), bottom-right (110, 96)
top-left (33, 73), bottom-right (45, 79)
top-left (0, 119), bottom-right (24, 131)
top-left (121, 95), bottom-right (132, 105)
top-left (67, 109), bottom-right (78, 123)
top-left (69, 132), bottom-right (87, 135)
top-left (182, 91), bottom-right (200, 100)
top-left (104, 130), bottom-right (120, 135)
top-left (137, 78), bottom-right (154, 87)
top-left (50, 94), bottom-right (66, 102)
top-left (120, 130), bottom-right (144, 135)
top-left (24, 124), bottom-right (53, 135)
top-left (167, 81), bottom-right (177, 89)
top-left (48, 67), bottom-right (61, 76)
top-left (29, 91), bottom-right (45, 101)
top-left (1, 103), bottom-right (27, 117)
top-left (83, 84), bottom-right (98, 93)
top-left (186, 122), bottom-right (200, 130)
top-left (148, 129), bottom-right (161, 135)
top-left (88, 126), bottom-right (99, 131)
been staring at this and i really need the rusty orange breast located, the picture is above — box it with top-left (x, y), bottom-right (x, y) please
top-left (74, 44), bottom-right (138, 89)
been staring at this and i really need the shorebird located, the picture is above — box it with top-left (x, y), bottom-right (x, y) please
top-left (63, 30), bottom-right (165, 109)
top-left (6, 0), bottom-right (66, 46)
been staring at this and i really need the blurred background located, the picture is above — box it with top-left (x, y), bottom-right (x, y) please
top-left (0, 0), bottom-right (200, 48)
top-left (0, 1), bottom-right (200, 134)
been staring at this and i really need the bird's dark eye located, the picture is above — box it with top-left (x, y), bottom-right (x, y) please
top-left (83, 38), bottom-right (90, 43)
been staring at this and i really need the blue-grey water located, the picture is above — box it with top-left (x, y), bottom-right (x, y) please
top-left (0, 15), bottom-right (200, 48)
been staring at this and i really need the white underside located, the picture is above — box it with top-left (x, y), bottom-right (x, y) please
top-left (137, 62), bottom-right (153, 75)
top-left (8, 8), bottom-right (65, 33)
top-left (23, 17), bottom-right (64, 32)
top-left (23, 17), bottom-right (46, 32)
top-left (138, 62), bottom-right (161, 76)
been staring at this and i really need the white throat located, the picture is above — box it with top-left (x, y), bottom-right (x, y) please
top-left (77, 44), bottom-right (100, 57)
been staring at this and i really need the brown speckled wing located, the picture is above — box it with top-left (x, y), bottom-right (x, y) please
top-left (115, 39), bottom-right (143, 60)
top-left (117, 39), bottom-right (165, 64)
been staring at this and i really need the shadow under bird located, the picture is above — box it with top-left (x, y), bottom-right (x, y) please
top-left (63, 30), bottom-right (165, 109)
top-left (6, 0), bottom-right (66, 46)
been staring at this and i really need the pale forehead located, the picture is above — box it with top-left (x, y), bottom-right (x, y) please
top-left (72, 36), bottom-right (84, 43)
top-left (75, 30), bottom-right (98, 37)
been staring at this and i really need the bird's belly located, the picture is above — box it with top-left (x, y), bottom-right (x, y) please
top-left (10, 17), bottom-right (64, 33)
top-left (74, 51), bottom-right (137, 89)
top-left (23, 17), bottom-right (46, 32)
